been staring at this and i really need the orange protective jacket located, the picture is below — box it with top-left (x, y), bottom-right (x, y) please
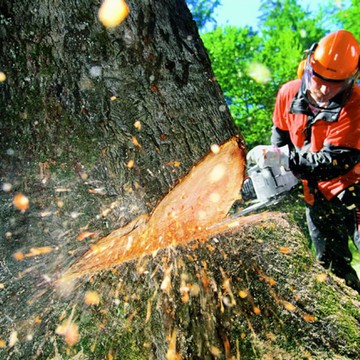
top-left (271, 79), bottom-right (360, 204)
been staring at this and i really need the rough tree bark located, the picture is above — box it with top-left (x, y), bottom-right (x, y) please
top-left (0, 1), bottom-right (359, 359)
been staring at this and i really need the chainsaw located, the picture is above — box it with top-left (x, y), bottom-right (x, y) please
top-left (207, 164), bottom-right (299, 231)
top-left (238, 164), bottom-right (299, 216)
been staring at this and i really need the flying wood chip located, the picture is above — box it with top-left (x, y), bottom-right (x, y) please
top-left (60, 137), bottom-right (266, 281)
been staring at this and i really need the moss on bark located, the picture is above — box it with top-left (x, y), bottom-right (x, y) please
top-left (1, 209), bottom-right (359, 359)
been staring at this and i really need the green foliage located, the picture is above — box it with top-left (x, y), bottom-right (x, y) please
top-left (259, 0), bottom-right (325, 85)
top-left (202, 26), bottom-right (274, 145)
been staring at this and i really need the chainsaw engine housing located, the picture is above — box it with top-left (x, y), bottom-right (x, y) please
top-left (242, 165), bottom-right (299, 203)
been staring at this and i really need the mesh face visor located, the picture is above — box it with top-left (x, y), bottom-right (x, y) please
top-left (302, 60), bottom-right (357, 109)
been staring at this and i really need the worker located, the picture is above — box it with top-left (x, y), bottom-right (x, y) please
top-left (247, 30), bottom-right (360, 293)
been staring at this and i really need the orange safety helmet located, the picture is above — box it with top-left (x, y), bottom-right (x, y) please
top-left (310, 30), bottom-right (359, 81)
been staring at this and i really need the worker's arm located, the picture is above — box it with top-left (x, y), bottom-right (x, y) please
top-left (271, 118), bottom-right (360, 182)
top-left (271, 126), bottom-right (292, 148)
top-left (289, 144), bottom-right (360, 181)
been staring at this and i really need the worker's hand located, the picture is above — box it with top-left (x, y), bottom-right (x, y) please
top-left (246, 145), bottom-right (289, 169)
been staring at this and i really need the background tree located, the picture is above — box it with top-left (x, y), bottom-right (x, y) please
top-left (258, 0), bottom-right (325, 84)
top-left (186, 0), bottom-right (221, 31)
top-left (202, 26), bottom-right (271, 145)
top-left (336, 0), bottom-right (360, 39)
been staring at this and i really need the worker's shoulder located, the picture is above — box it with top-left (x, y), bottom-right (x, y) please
top-left (278, 79), bottom-right (301, 98)
top-left (350, 84), bottom-right (360, 101)
top-left (279, 79), bottom-right (301, 92)
top-left (346, 84), bottom-right (360, 112)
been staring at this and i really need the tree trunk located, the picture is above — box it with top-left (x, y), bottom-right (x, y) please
top-left (0, 1), bottom-right (359, 359)
top-left (1, 0), bottom-right (238, 205)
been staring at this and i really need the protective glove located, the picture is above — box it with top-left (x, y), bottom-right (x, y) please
top-left (246, 145), bottom-right (289, 169)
